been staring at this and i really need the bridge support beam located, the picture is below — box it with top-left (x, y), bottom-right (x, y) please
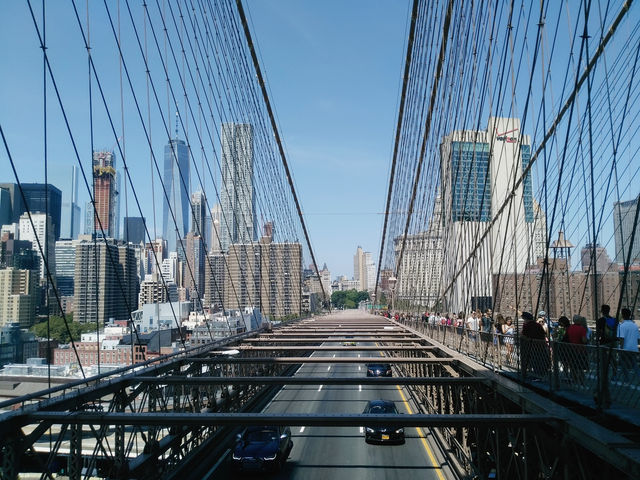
top-left (68, 422), bottom-right (81, 480)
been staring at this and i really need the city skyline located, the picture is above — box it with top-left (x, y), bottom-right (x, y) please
top-left (0, 1), bottom-right (412, 277)
top-left (1, 2), bottom-right (639, 477)
top-left (1, 1), bottom-right (639, 296)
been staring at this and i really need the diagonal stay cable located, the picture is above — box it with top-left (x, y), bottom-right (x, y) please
top-left (0, 124), bottom-right (86, 379)
top-left (234, 0), bottom-right (328, 307)
top-left (439, 0), bottom-right (634, 303)
top-left (395, 0), bottom-right (455, 282)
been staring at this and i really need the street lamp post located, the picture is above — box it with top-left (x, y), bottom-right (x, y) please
top-left (388, 276), bottom-right (397, 313)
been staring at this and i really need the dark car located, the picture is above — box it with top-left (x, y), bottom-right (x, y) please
top-left (362, 399), bottom-right (405, 444)
top-left (366, 363), bottom-right (392, 377)
top-left (232, 426), bottom-right (293, 472)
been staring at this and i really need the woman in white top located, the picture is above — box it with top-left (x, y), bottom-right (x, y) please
top-left (502, 316), bottom-right (515, 361)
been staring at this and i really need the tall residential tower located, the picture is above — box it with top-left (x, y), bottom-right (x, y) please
top-left (92, 151), bottom-right (119, 238)
top-left (440, 117), bottom-right (540, 312)
top-left (220, 123), bottom-right (255, 251)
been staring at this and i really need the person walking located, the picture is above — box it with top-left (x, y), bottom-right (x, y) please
top-left (466, 311), bottom-right (479, 341)
top-left (502, 316), bottom-right (515, 363)
top-left (521, 311), bottom-right (548, 379)
top-left (596, 304), bottom-right (618, 346)
top-left (555, 316), bottom-right (571, 379)
top-left (617, 308), bottom-right (640, 380)
top-left (595, 304), bottom-right (618, 408)
top-left (566, 315), bottom-right (588, 384)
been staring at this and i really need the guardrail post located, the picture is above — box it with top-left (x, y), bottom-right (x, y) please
top-left (114, 389), bottom-right (126, 475)
top-left (551, 341), bottom-right (559, 392)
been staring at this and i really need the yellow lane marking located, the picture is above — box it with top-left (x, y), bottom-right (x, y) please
top-left (376, 345), bottom-right (444, 480)
top-left (395, 385), bottom-right (445, 480)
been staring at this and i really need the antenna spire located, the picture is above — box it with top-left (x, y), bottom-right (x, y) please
top-left (175, 111), bottom-right (179, 140)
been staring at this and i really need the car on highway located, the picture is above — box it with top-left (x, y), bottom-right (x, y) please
top-left (231, 425), bottom-right (293, 472)
top-left (362, 399), bottom-right (405, 444)
top-left (343, 341), bottom-right (357, 346)
top-left (366, 363), bottom-right (392, 377)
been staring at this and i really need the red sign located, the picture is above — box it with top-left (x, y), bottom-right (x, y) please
top-left (495, 127), bottom-right (519, 143)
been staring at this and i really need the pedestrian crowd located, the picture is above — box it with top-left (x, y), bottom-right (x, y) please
top-left (384, 304), bottom-right (640, 389)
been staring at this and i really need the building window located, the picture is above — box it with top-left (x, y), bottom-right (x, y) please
top-left (451, 142), bottom-right (491, 222)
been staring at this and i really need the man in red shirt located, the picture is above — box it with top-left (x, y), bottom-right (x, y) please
top-left (566, 315), bottom-right (588, 383)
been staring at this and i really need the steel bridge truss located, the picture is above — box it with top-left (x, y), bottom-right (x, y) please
top-left (1, 317), bottom-right (638, 479)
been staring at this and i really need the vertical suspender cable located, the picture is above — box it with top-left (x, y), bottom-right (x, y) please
top-left (375, 0), bottom-right (420, 297)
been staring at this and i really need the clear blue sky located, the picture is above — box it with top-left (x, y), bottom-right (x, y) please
top-left (244, 1), bottom-right (411, 277)
top-left (0, 1), bottom-right (411, 279)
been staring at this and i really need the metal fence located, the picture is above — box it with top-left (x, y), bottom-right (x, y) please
top-left (399, 319), bottom-right (640, 410)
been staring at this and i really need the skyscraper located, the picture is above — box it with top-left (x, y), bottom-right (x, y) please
top-left (613, 197), bottom-right (640, 264)
top-left (0, 233), bottom-right (33, 269)
top-left (55, 239), bottom-right (78, 297)
top-left (74, 239), bottom-right (138, 324)
top-left (191, 191), bottom-right (207, 240)
top-left (394, 196), bottom-right (443, 307)
top-left (220, 123), bottom-right (255, 251)
top-left (319, 263), bottom-right (332, 300)
top-left (204, 252), bottom-right (225, 309)
top-left (162, 128), bottom-right (190, 254)
top-left (124, 217), bottom-right (146, 245)
top-left (223, 239), bottom-right (302, 318)
top-left (19, 213), bottom-right (55, 280)
top-left (580, 243), bottom-right (614, 273)
top-left (60, 165), bottom-right (81, 239)
top-left (353, 246), bottom-right (375, 291)
top-left (0, 268), bottom-right (37, 328)
top-left (210, 203), bottom-right (222, 254)
top-left (92, 151), bottom-right (118, 238)
top-left (84, 201), bottom-right (93, 236)
top-left (440, 117), bottom-right (538, 312)
top-left (0, 183), bottom-right (62, 240)
top-left (0, 188), bottom-right (11, 227)
top-left (257, 238), bottom-right (302, 318)
top-left (185, 232), bottom-right (205, 310)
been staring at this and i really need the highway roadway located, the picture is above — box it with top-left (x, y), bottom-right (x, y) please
top-left (214, 312), bottom-right (454, 479)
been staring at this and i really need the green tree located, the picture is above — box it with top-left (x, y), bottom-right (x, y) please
top-left (30, 315), bottom-right (96, 343)
top-left (331, 290), bottom-right (348, 309)
top-left (344, 298), bottom-right (356, 309)
top-left (355, 291), bottom-right (370, 304)
top-left (331, 289), bottom-right (370, 309)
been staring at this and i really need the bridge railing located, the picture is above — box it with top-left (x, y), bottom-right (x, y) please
top-left (400, 320), bottom-right (640, 410)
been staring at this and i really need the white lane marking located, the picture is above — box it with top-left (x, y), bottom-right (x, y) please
top-left (318, 385), bottom-right (323, 391)
top-left (358, 366), bottom-right (361, 371)
top-left (359, 385), bottom-right (362, 392)
top-left (333, 354), bottom-right (336, 358)
top-left (327, 366), bottom-right (331, 371)
top-left (299, 426), bottom-right (305, 433)
top-left (358, 354), bottom-right (360, 358)
top-left (359, 427), bottom-right (364, 433)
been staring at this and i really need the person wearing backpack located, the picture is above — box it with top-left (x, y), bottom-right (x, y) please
top-left (596, 304), bottom-right (619, 347)
top-left (595, 304), bottom-right (618, 408)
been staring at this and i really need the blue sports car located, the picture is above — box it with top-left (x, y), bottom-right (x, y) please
top-left (232, 425), bottom-right (293, 472)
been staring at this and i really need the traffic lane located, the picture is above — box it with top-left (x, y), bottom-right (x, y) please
top-left (268, 343), bottom-right (445, 480)
top-left (211, 348), bottom-right (351, 478)
top-left (214, 343), bottom-right (447, 479)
